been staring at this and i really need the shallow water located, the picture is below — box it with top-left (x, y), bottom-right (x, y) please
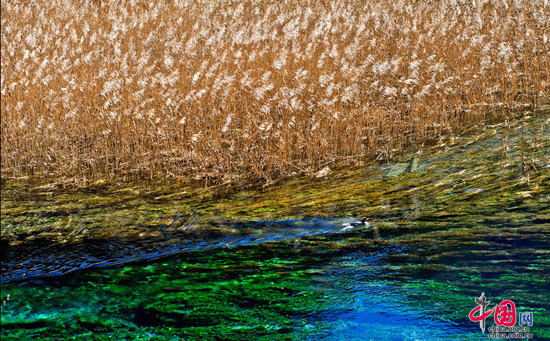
top-left (1, 217), bottom-right (369, 284)
top-left (1, 111), bottom-right (549, 340)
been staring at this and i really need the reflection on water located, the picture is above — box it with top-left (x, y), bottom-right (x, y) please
top-left (1, 217), bottom-right (369, 284)
top-left (1, 113), bottom-right (549, 340)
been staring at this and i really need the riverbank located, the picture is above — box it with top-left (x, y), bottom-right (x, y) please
top-left (2, 106), bottom-right (548, 246)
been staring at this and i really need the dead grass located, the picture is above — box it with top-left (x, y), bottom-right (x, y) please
top-left (1, 0), bottom-right (549, 186)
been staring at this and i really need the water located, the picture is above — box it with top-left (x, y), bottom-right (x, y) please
top-left (1, 217), bottom-right (369, 284)
top-left (1, 112), bottom-right (549, 340)
top-left (2, 217), bottom-right (547, 340)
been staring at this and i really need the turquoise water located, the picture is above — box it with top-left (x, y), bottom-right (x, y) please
top-left (1, 112), bottom-right (549, 340)
top-left (2, 212), bottom-right (548, 340)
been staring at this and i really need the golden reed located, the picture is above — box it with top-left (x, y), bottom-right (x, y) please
top-left (1, 0), bottom-right (549, 185)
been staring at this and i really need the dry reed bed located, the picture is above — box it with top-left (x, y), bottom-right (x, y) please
top-left (1, 0), bottom-right (549, 185)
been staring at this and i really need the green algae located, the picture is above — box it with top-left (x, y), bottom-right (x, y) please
top-left (2, 247), bottom-right (337, 340)
top-left (2, 234), bottom-right (549, 339)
